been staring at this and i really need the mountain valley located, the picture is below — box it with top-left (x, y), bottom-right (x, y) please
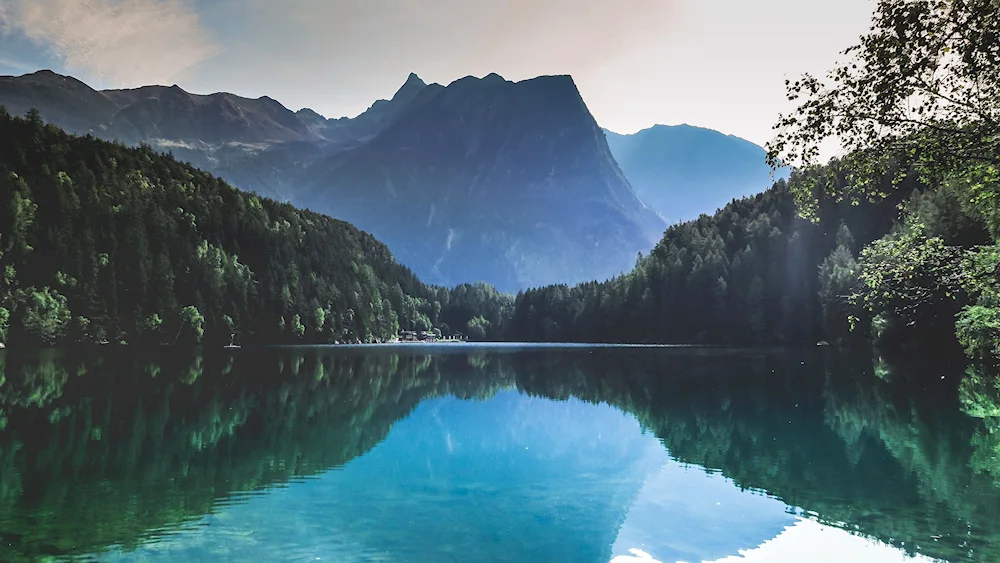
top-left (0, 70), bottom-right (774, 291)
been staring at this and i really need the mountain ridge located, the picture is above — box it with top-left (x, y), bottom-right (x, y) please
top-left (604, 124), bottom-right (790, 223)
top-left (297, 71), bottom-right (663, 290)
top-left (0, 69), bottom-right (663, 291)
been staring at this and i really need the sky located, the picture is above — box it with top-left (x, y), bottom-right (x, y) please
top-left (0, 0), bottom-right (875, 148)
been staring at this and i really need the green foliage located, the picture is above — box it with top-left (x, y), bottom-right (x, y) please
top-left (967, 164), bottom-right (1000, 238)
top-left (956, 305), bottom-right (1000, 359)
top-left (508, 173), bottom-right (904, 345)
top-left (856, 226), bottom-right (970, 321)
top-left (17, 288), bottom-right (71, 344)
top-left (0, 110), bottom-right (496, 346)
top-left (179, 306), bottom-right (205, 344)
top-left (762, 0), bottom-right (1000, 358)
top-left (0, 173), bottom-right (37, 257)
top-left (139, 314), bottom-right (163, 334)
top-left (437, 282), bottom-right (513, 340)
top-left (0, 307), bottom-right (8, 343)
top-left (817, 241), bottom-right (859, 339)
top-left (466, 316), bottom-right (490, 341)
top-left (959, 366), bottom-right (1000, 484)
top-left (768, 0), bottom-right (1000, 218)
top-left (849, 168), bottom-right (1000, 354)
top-left (314, 308), bottom-right (326, 334)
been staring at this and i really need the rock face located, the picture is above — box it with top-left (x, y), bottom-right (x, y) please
top-left (298, 73), bottom-right (664, 290)
top-left (0, 69), bottom-right (663, 291)
top-left (604, 124), bottom-right (790, 224)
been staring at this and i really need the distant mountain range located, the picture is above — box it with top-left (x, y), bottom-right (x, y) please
top-left (0, 69), bottom-right (782, 291)
top-left (604, 125), bottom-right (789, 223)
top-left (0, 69), bottom-right (669, 291)
top-left (0, 69), bottom-right (418, 202)
top-left (295, 73), bottom-right (664, 290)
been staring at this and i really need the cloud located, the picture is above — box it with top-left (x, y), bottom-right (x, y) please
top-left (185, 0), bottom-right (680, 120)
top-left (0, 0), bottom-right (219, 86)
top-left (237, 0), bottom-right (678, 76)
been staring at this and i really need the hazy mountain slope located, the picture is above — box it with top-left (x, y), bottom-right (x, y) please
top-left (0, 69), bottom-right (666, 290)
top-left (0, 70), bottom-right (423, 201)
top-left (101, 85), bottom-right (318, 144)
top-left (299, 73), bottom-right (665, 291)
top-left (604, 124), bottom-right (790, 223)
top-left (0, 70), bottom-right (122, 136)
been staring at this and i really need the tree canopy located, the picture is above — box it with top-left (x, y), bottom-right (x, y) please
top-left (768, 0), bottom-right (1000, 217)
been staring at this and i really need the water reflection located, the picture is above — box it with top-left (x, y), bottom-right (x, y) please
top-left (0, 347), bottom-right (995, 562)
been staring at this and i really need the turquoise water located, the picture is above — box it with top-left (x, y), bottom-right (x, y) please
top-left (0, 346), bottom-right (997, 562)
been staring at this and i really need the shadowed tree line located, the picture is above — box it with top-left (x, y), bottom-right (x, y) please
top-left (506, 171), bottom-right (912, 345)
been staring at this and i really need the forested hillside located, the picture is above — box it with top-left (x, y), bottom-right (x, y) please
top-left (0, 109), bottom-right (510, 346)
top-left (506, 158), bottom-right (998, 354)
top-left (0, 70), bottom-right (664, 292)
top-left (506, 168), bottom-right (911, 345)
top-left (765, 0), bottom-right (1000, 360)
top-left (509, 0), bottom-right (1000, 362)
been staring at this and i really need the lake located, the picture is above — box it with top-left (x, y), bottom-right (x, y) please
top-left (0, 345), bottom-right (997, 562)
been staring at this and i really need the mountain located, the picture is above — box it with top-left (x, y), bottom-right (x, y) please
top-left (297, 73), bottom-right (665, 290)
top-left (0, 69), bottom-right (420, 201)
top-left (0, 110), bottom-right (515, 346)
top-left (0, 69), bottom-right (323, 146)
top-left (0, 69), bottom-right (664, 291)
top-left (0, 70), bottom-right (121, 135)
top-left (316, 72), bottom-right (428, 145)
top-left (100, 85), bottom-right (316, 145)
top-left (604, 124), bottom-right (790, 224)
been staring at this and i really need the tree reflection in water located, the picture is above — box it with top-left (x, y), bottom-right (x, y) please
top-left (0, 346), bottom-right (995, 562)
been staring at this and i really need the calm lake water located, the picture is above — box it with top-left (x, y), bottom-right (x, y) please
top-left (0, 345), bottom-right (998, 562)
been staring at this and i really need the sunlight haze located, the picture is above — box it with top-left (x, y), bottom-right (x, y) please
top-left (0, 0), bottom-right (874, 148)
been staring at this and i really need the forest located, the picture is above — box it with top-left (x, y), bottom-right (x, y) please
top-left (507, 169), bottom-right (909, 345)
top-left (509, 0), bottom-right (1000, 362)
top-left (0, 0), bottom-right (997, 365)
top-left (1, 98), bottom-right (996, 359)
top-left (0, 109), bottom-right (511, 346)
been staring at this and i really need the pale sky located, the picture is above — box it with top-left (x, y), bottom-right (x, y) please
top-left (0, 0), bottom-right (875, 148)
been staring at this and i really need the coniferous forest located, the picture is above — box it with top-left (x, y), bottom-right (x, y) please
top-left (507, 170), bottom-right (910, 345)
top-left (0, 0), bottom-right (997, 367)
top-left (507, 161), bottom-right (999, 355)
top-left (1, 104), bottom-right (998, 361)
top-left (0, 108), bottom-right (511, 347)
top-left (510, 0), bottom-right (1000, 362)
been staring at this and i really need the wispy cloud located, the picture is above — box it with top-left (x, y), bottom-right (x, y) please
top-left (0, 0), bottom-right (219, 86)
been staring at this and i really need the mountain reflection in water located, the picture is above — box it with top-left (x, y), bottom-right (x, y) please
top-left (0, 346), bottom-right (997, 562)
